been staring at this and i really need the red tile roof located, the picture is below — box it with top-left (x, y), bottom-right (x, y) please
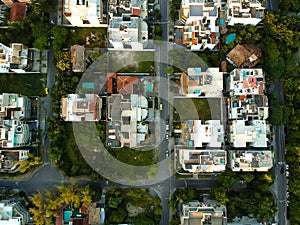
top-left (10, 2), bottom-right (26, 21)
top-left (117, 76), bottom-right (139, 94)
top-left (132, 7), bottom-right (139, 16)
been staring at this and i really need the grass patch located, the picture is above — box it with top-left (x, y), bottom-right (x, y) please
top-left (109, 147), bottom-right (155, 166)
top-left (109, 51), bottom-right (154, 73)
top-left (173, 98), bottom-right (221, 120)
top-left (68, 27), bottom-right (107, 48)
top-left (63, 123), bottom-right (98, 176)
top-left (0, 73), bottom-right (46, 96)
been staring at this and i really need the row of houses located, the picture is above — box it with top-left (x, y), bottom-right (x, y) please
top-left (60, 0), bottom-right (264, 51)
top-left (176, 63), bottom-right (272, 173)
top-left (0, 93), bottom-right (37, 173)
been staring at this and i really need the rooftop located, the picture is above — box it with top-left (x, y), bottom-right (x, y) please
top-left (70, 45), bottom-right (85, 72)
top-left (107, 94), bottom-right (152, 148)
top-left (0, 120), bottom-right (31, 148)
top-left (227, 0), bottom-right (265, 26)
top-left (228, 95), bottom-right (268, 120)
top-left (226, 44), bottom-right (262, 68)
top-left (108, 16), bottom-right (148, 50)
top-left (181, 120), bottom-right (224, 148)
top-left (228, 150), bottom-right (273, 172)
top-left (228, 68), bottom-right (264, 95)
top-left (181, 67), bottom-right (223, 97)
top-left (181, 200), bottom-right (227, 225)
top-left (61, 94), bottom-right (102, 121)
top-left (228, 120), bottom-right (270, 148)
top-left (63, 0), bottom-right (104, 26)
top-left (0, 149), bottom-right (29, 172)
top-left (10, 2), bottom-right (26, 21)
top-left (179, 149), bottom-right (227, 173)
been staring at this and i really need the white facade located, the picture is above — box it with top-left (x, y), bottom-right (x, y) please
top-left (226, 0), bottom-right (264, 26)
top-left (0, 200), bottom-right (29, 225)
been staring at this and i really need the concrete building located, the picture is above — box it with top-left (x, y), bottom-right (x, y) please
top-left (226, 68), bottom-right (268, 120)
top-left (179, 149), bottom-right (227, 173)
top-left (176, 0), bottom-right (220, 51)
top-left (61, 94), bottom-right (103, 121)
top-left (0, 200), bottom-right (30, 225)
top-left (0, 42), bottom-right (47, 74)
top-left (181, 67), bottom-right (223, 97)
top-left (228, 120), bottom-right (269, 148)
top-left (107, 94), bottom-right (150, 148)
top-left (227, 68), bottom-right (264, 96)
top-left (0, 93), bottom-right (31, 120)
top-left (181, 120), bottom-right (224, 148)
top-left (108, 0), bottom-right (150, 50)
top-left (227, 150), bottom-right (273, 172)
top-left (0, 120), bottom-right (31, 148)
top-left (181, 200), bottom-right (227, 225)
top-left (62, 0), bottom-right (104, 26)
top-left (0, 149), bottom-right (29, 173)
top-left (226, 0), bottom-right (264, 26)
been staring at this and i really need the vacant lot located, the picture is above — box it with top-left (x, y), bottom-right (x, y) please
top-left (108, 51), bottom-right (154, 73)
top-left (0, 73), bottom-right (46, 96)
top-left (173, 98), bottom-right (221, 121)
top-left (68, 27), bottom-right (107, 48)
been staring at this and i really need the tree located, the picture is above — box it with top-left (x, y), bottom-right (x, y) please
top-left (51, 26), bottom-right (69, 52)
top-left (108, 208), bottom-right (127, 223)
top-left (108, 196), bottom-right (123, 208)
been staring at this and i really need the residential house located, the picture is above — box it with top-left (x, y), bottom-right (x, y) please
top-left (10, 2), bottom-right (26, 22)
top-left (1, 0), bottom-right (30, 6)
top-left (226, 68), bottom-right (268, 120)
top-left (0, 120), bottom-right (31, 148)
top-left (228, 120), bottom-right (269, 148)
top-left (176, 0), bottom-right (220, 51)
top-left (179, 149), bottom-right (227, 173)
top-left (0, 149), bottom-right (29, 173)
top-left (107, 94), bottom-right (150, 148)
top-left (227, 150), bottom-right (273, 172)
top-left (226, 44), bottom-right (262, 68)
top-left (226, 0), bottom-right (265, 26)
top-left (181, 67), bottom-right (223, 97)
top-left (181, 200), bottom-right (227, 225)
top-left (61, 94), bottom-right (103, 121)
top-left (0, 200), bottom-right (30, 225)
top-left (108, 0), bottom-right (150, 50)
top-left (0, 42), bottom-right (48, 74)
top-left (107, 73), bottom-right (140, 95)
top-left (108, 15), bottom-right (149, 50)
top-left (181, 120), bottom-right (224, 148)
top-left (0, 93), bottom-right (31, 120)
top-left (62, 0), bottom-right (105, 26)
top-left (70, 45), bottom-right (85, 72)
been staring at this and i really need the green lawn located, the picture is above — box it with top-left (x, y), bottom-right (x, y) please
top-left (0, 73), bottom-right (46, 96)
top-left (110, 147), bottom-right (155, 166)
top-left (173, 98), bottom-right (221, 121)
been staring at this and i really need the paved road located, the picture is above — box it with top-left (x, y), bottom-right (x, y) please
top-left (265, 0), bottom-right (278, 11)
top-left (271, 78), bottom-right (287, 225)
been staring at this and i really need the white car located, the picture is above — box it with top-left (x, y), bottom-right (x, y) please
top-left (166, 124), bottom-right (169, 131)
top-left (166, 133), bottom-right (169, 140)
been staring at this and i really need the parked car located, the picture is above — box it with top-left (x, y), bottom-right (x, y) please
top-left (160, 103), bottom-right (163, 111)
top-left (166, 124), bottom-right (169, 131)
top-left (166, 133), bottom-right (169, 140)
